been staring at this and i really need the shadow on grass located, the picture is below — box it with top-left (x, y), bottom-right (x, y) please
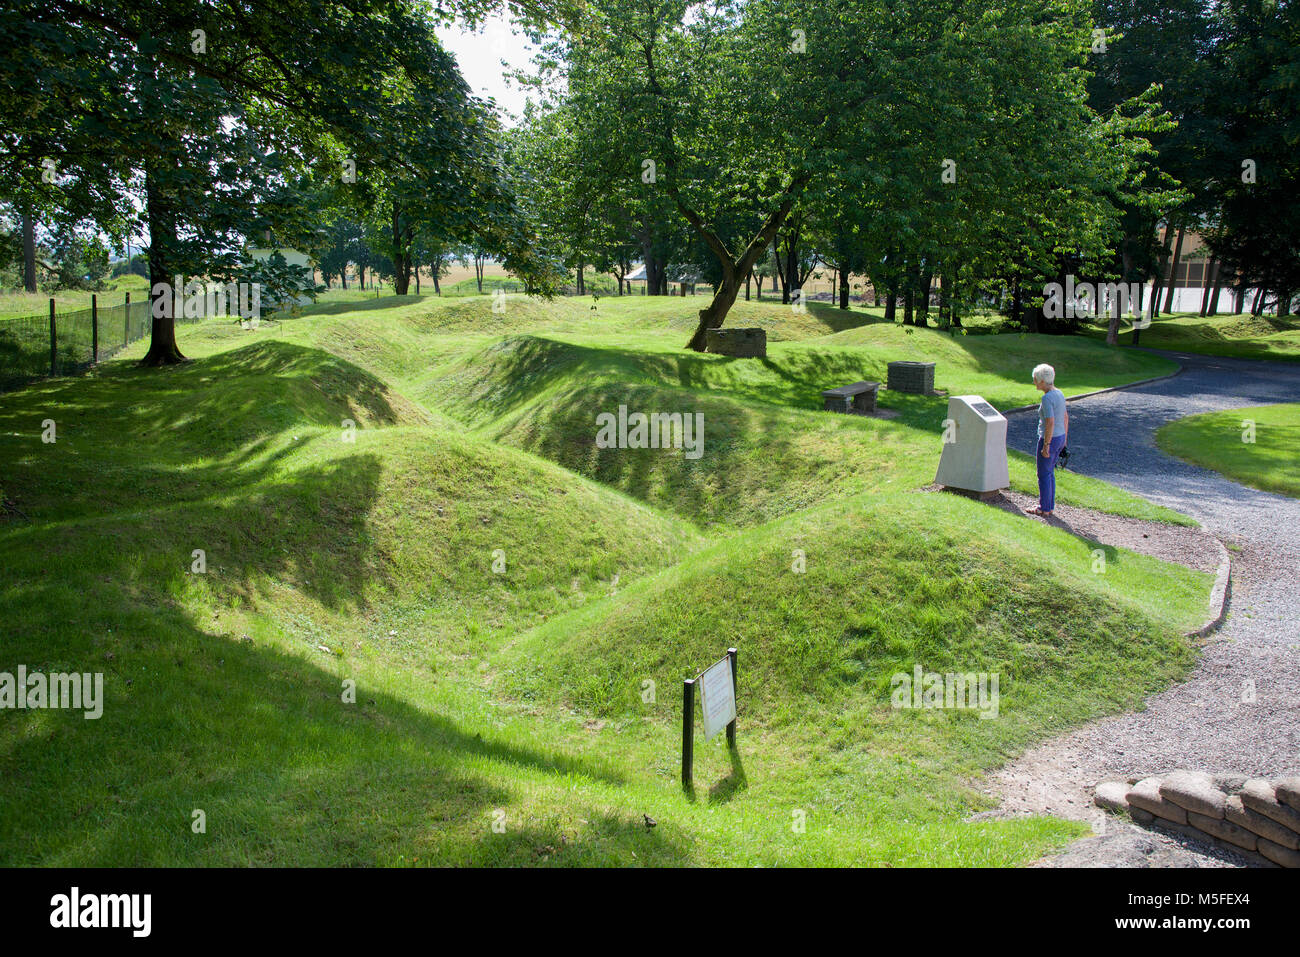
top-left (0, 340), bottom-right (409, 526)
top-left (0, 499), bottom-right (661, 865)
top-left (285, 294), bottom-right (428, 317)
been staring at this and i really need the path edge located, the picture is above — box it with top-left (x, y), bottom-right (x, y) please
top-left (999, 363), bottom-right (1186, 416)
top-left (1186, 537), bottom-right (1232, 639)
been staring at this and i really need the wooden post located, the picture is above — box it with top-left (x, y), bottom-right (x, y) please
top-left (49, 298), bottom-right (56, 376)
top-left (124, 292), bottom-right (131, 346)
top-left (91, 293), bottom-right (98, 363)
top-left (726, 648), bottom-right (738, 749)
top-left (682, 677), bottom-right (695, 789)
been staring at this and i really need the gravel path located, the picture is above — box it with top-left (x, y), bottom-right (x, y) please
top-left (990, 349), bottom-right (1300, 867)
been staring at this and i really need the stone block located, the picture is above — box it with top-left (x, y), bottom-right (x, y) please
top-left (705, 327), bottom-right (766, 358)
top-left (886, 361), bottom-right (935, 394)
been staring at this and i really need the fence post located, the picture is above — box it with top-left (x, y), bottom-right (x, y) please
top-left (49, 298), bottom-right (56, 376)
top-left (124, 292), bottom-right (130, 347)
top-left (91, 294), bottom-right (98, 363)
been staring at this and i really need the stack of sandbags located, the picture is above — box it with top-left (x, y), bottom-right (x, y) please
top-left (1094, 771), bottom-right (1300, 867)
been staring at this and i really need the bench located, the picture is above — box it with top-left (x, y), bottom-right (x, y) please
top-left (821, 380), bottom-right (880, 414)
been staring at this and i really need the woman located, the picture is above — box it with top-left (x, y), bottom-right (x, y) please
top-left (1030, 363), bottom-right (1067, 517)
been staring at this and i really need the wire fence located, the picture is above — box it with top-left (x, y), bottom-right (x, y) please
top-left (0, 295), bottom-right (190, 394)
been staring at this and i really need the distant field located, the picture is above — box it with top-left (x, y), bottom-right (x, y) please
top-left (0, 274), bottom-right (150, 321)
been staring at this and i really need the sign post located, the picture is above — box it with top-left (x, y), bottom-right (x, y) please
top-left (681, 677), bottom-right (695, 789)
top-left (725, 648), bottom-right (737, 748)
top-left (682, 648), bottom-right (739, 791)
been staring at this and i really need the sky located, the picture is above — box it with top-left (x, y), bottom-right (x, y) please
top-left (434, 15), bottom-right (545, 125)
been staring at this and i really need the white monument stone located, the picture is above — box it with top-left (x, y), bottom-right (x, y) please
top-left (934, 395), bottom-right (1009, 497)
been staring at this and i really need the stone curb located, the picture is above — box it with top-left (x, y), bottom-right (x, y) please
top-left (1186, 536), bottom-right (1232, 639)
top-left (998, 364), bottom-right (1186, 416)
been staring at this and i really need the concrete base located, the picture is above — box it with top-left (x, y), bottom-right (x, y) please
top-left (941, 486), bottom-right (1003, 502)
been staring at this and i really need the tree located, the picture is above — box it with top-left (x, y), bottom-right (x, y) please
top-left (1199, 0), bottom-right (1300, 316)
top-left (2, 0), bottom-right (574, 364)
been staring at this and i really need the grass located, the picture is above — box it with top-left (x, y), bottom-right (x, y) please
top-left (0, 274), bottom-right (150, 321)
top-left (1156, 402), bottom-right (1300, 499)
top-left (1090, 310), bottom-right (1300, 361)
top-left (0, 291), bottom-right (1214, 866)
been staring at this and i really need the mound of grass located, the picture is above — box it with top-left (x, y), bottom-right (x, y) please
top-left (0, 293), bottom-right (1214, 867)
top-left (492, 490), bottom-right (1206, 857)
top-left (1156, 402), bottom-right (1300, 498)
top-left (0, 340), bottom-right (433, 524)
top-left (1098, 311), bottom-right (1300, 361)
top-left (422, 335), bottom-right (1193, 530)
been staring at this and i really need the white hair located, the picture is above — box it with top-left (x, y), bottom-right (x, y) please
top-left (1032, 363), bottom-right (1055, 385)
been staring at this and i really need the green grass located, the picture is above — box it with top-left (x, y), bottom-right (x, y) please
top-left (0, 292), bottom-right (1213, 866)
top-left (1091, 311), bottom-right (1300, 361)
top-left (1156, 402), bottom-right (1300, 499)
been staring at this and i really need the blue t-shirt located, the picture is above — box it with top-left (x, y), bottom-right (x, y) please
top-left (1038, 387), bottom-right (1067, 440)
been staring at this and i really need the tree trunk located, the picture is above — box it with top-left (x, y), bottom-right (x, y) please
top-left (902, 262), bottom-right (916, 325)
top-left (21, 209), bottom-right (37, 293)
top-left (390, 202), bottom-right (412, 295)
top-left (678, 176), bottom-right (806, 350)
top-left (774, 239), bottom-right (789, 303)
top-left (1200, 256), bottom-right (1217, 316)
top-left (1107, 247), bottom-right (1135, 344)
top-left (1009, 276), bottom-right (1021, 328)
top-left (685, 274), bottom-right (740, 351)
top-left (140, 166), bottom-right (186, 366)
top-left (415, 268), bottom-right (420, 294)
top-left (1163, 225), bottom-right (1185, 313)
top-left (884, 283), bottom-right (897, 322)
top-left (948, 268), bottom-right (962, 328)
top-left (916, 263), bottom-right (932, 326)
top-left (838, 268), bottom-right (850, 309)
top-left (784, 240), bottom-right (800, 304)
